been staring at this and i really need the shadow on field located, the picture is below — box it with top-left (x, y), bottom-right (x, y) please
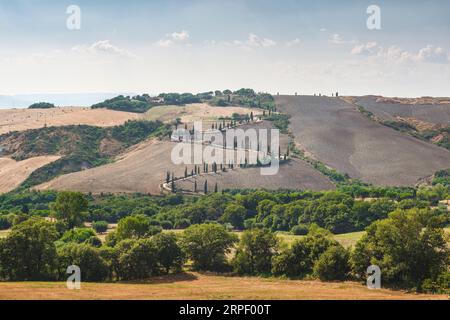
top-left (120, 272), bottom-right (198, 285)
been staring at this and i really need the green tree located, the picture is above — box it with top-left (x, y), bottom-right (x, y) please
top-left (60, 227), bottom-right (97, 244)
top-left (232, 229), bottom-right (278, 275)
top-left (180, 224), bottom-right (237, 271)
top-left (351, 209), bottom-right (450, 290)
top-left (51, 191), bottom-right (88, 229)
top-left (152, 233), bottom-right (184, 274)
top-left (57, 243), bottom-right (109, 281)
top-left (116, 214), bottom-right (158, 241)
top-left (313, 245), bottom-right (350, 281)
top-left (92, 221), bottom-right (109, 233)
top-left (221, 204), bottom-right (246, 230)
top-left (115, 238), bottom-right (158, 280)
top-left (0, 218), bottom-right (59, 280)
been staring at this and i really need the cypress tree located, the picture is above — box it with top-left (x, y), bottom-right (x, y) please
top-left (204, 180), bottom-right (208, 194)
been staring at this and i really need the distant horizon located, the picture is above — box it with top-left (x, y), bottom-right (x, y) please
top-left (1, 90), bottom-right (449, 109)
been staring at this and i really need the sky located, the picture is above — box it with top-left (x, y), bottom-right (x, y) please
top-left (0, 0), bottom-right (449, 98)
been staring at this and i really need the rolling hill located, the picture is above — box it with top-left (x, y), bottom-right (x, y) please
top-left (275, 95), bottom-right (450, 186)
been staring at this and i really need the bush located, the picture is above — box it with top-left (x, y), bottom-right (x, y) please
top-left (174, 218), bottom-right (191, 229)
top-left (160, 220), bottom-right (173, 230)
top-left (313, 245), bottom-right (350, 281)
top-left (221, 204), bottom-right (246, 230)
top-left (92, 221), bottom-right (108, 233)
top-left (116, 214), bottom-right (152, 240)
top-left (84, 236), bottom-right (103, 248)
top-left (0, 216), bottom-right (11, 230)
top-left (180, 224), bottom-right (237, 271)
top-left (60, 228), bottom-right (97, 244)
top-left (232, 229), bottom-right (278, 275)
top-left (57, 243), bottom-right (109, 281)
top-left (291, 224), bottom-right (309, 236)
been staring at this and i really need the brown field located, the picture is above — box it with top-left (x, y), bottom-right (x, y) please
top-left (0, 107), bottom-right (140, 135)
top-left (0, 156), bottom-right (60, 193)
top-left (0, 273), bottom-right (446, 300)
top-left (275, 95), bottom-right (450, 186)
top-left (143, 103), bottom-right (262, 123)
top-left (350, 96), bottom-right (450, 126)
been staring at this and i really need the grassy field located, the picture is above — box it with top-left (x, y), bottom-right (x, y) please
top-left (0, 272), bottom-right (446, 300)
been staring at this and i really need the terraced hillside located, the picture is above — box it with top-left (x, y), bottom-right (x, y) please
top-left (275, 95), bottom-right (450, 186)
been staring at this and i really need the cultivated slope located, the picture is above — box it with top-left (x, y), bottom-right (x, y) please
top-left (351, 96), bottom-right (450, 125)
top-left (275, 95), bottom-right (450, 186)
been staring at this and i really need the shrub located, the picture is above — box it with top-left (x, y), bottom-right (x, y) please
top-left (92, 221), bottom-right (108, 233)
top-left (291, 224), bottom-right (309, 236)
top-left (0, 216), bottom-right (11, 230)
top-left (174, 218), bottom-right (191, 229)
top-left (84, 236), bottom-right (103, 248)
top-left (313, 245), bottom-right (350, 281)
top-left (160, 220), bottom-right (173, 230)
top-left (60, 228), bottom-right (97, 244)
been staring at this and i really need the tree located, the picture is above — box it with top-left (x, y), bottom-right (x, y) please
top-left (272, 225), bottom-right (338, 278)
top-left (57, 243), bottom-right (109, 281)
top-left (180, 224), bottom-right (238, 271)
top-left (214, 182), bottom-right (218, 193)
top-left (194, 180), bottom-right (198, 193)
top-left (232, 229), bottom-right (278, 275)
top-left (221, 204), bottom-right (246, 230)
top-left (204, 180), bottom-right (208, 194)
top-left (0, 218), bottom-right (59, 281)
top-left (51, 191), bottom-right (88, 229)
top-left (115, 238), bottom-right (158, 280)
top-left (152, 233), bottom-right (185, 274)
top-left (351, 209), bottom-right (450, 290)
top-left (313, 245), bottom-right (350, 281)
top-left (116, 214), bottom-right (158, 241)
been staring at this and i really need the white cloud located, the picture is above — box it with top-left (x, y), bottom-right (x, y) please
top-left (417, 45), bottom-right (449, 63)
top-left (350, 42), bottom-right (378, 56)
top-left (286, 38), bottom-right (301, 47)
top-left (351, 42), bottom-right (450, 64)
top-left (170, 30), bottom-right (190, 41)
top-left (72, 40), bottom-right (136, 58)
top-left (320, 28), bottom-right (327, 32)
top-left (156, 30), bottom-right (191, 47)
top-left (246, 33), bottom-right (276, 47)
top-left (330, 34), bottom-right (344, 45)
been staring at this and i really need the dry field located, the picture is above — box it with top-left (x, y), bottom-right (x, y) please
top-left (0, 107), bottom-right (140, 135)
top-left (143, 103), bottom-right (262, 123)
top-left (350, 96), bottom-right (450, 126)
top-left (0, 272), bottom-right (446, 300)
top-left (275, 95), bottom-right (450, 186)
top-left (0, 156), bottom-right (60, 193)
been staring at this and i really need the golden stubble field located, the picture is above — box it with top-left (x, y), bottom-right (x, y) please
top-left (0, 272), bottom-right (447, 300)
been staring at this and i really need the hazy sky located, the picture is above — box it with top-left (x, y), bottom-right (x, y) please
top-left (1, 0), bottom-right (449, 97)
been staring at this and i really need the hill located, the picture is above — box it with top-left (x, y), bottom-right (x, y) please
top-left (274, 95), bottom-right (450, 186)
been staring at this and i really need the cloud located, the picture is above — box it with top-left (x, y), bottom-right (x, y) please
top-left (170, 30), bottom-right (190, 41)
top-left (330, 34), bottom-right (344, 45)
top-left (320, 28), bottom-right (327, 32)
top-left (417, 45), bottom-right (449, 63)
top-left (350, 42), bottom-right (378, 56)
top-left (72, 40), bottom-right (136, 58)
top-left (156, 30), bottom-right (191, 47)
top-left (246, 33), bottom-right (276, 47)
top-left (286, 38), bottom-right (301, 47)
top-left (351, 42), bottom-right (450, 64)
